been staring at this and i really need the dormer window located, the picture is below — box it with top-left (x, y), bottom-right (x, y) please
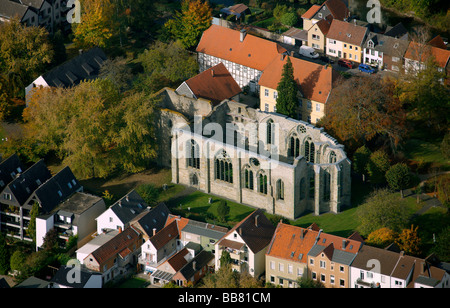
top-left (368, 41), bottom-right (374, 48)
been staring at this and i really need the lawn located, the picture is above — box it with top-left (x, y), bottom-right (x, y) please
top-left (112, 277), bottom-right (149, 288)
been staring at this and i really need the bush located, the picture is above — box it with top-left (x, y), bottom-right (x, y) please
top-left (366, 150), bottom-right (390, 185)
top-left (280, 12), bottom-right (298, 27)
top-left (136, 184), bottom-right (160, 206)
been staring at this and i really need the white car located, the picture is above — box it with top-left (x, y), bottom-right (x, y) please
top-left (299, 46), bottom-right (319, 59)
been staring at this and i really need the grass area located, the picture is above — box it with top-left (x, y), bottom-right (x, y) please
top-left (252, 16), bottom-right (276, 29)
top-left (112, 277), bottom-right (149, 288)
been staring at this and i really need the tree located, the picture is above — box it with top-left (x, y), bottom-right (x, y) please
top-left (395, 225), bottom-right (422, 256)
top-left (42, 228), bottom-right (59, 253)
top-left (135, 41), bottom-right (199, 93)
top-left (0, 233), bottom-right (9, 275)
top-left (276, 57), bottom-right (298, 119)
top-left (353, 145), bottom-right (372, 181)
top-left (136, 184), bottom-right (160, 206)
top-left (27, 202), bottom-right (40, 243)
top-left (297, 276), bottom-right (325, 288)
top-left (10, 249), bottom-right (26, 274)
top-left (386, 163), bottom-right (411, 198)
top-left (322, 76), bottom-right (406, 152)
top-left (99, 57), bottom-right (132, 91)
top-left (356, 188), bottom-right (410, 237)
top-left (201, 264), bottom-right (239, 288)
top-left (217, 200), bottom-right (230, 222)
top-left (72, 0), bottom-right (119, 48)
top-left (281, 12), bottom-right (298, 27)
top-left (0, 18), bottom-right (53, 101)
top-left (366, 227), bottom-right (397, 248)
top-left (432, 225), bottom-right (450, 262)
top-left (366, 150), bottom-right (390, 185)
top-left (164, 0), bottom-right (212, 49)
top-left (219, 250), bottom-right (231, 267)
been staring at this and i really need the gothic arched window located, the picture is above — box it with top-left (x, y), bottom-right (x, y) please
top-left (187, 139), bottom-right (200, 169)
top-left (215, 151), bottom-right (233, 183)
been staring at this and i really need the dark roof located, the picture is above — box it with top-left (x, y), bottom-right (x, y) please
top-left (178, 250), bottom-right (214, 280)
top-left (384, 23), bottom-right (408, 39)
top-left (7, 159), bottom-right (51, 206)
top-left (50, 265), bottom-right (101, 288)
top-left (351, 245), bottom-right (401, 275)
top-left (0, 0), bottom-right (31, 21)
top-left (41, 47), bottom-right (106, 88)
top-left (54, 192), bottom-right (103, 216)
top-left (0, 278), bottom-right (10, 289)
top-left (150, 220), bottom-right (179, 250)
top-left (363, 32), bottom-right (409, 57)
top-left (110, 189), bottom-right (148, 225)
top-left (130, 202), bottom-right (170, 238)
top-left (14, 276), bottom-right (49, 288)
top-left (221, 209), bottom-right (276, 254)
top-left (324, 0), bottom-right (349, 21)
top-left (0, 154), bottom-right (25, 190)
top-left (91, 227), bottom-right (141, 265)
top-left (27, 166), bottom-right (82, 213)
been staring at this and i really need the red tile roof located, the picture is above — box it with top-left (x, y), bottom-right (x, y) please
top-left (301, 5), bottom-right (321, 20)
top-left (266, 223), bottom-right (319, 263)
top-left (405, 41), bottom-right (450, 69)
top-left (258, 55), bottom-right (336, 104)
top-left (196, 25), bottom-right (287, 72)
top-left (183, 63), bottom-right (242, 105)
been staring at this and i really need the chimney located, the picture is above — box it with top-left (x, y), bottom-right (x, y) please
top-left (125, 195), bottom-right (129, 202)
top-left (153, 228), bottom-right (157, 236)
top-left (255, 215), bottom-right (259, 227)
top-left (300, 229), bottom-right (304, 239)
top-left (239, 228), bottom-right (242, 236)
top-left (342, 239), bottom-right (347, 250)
top-left (192, 261), bottom-right (197, 270)
top-left (79, 49), bottom-right (83, 55)
top-left (240, 29), bottom-right (247, 42)
top-left (290, 51), bottom-right (295, 57)
top-left (211, 69), bottom-right (215, 77)
top-left (118, 227), bottom-right (122, 233)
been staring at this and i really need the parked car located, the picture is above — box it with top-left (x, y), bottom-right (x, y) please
top-left (338, 59), bottom-right (353, 69)
top-left (320, 56), bottom-right (334, 64)
top-left (299, 46), bottom-right (319, 59)
top-left (358, 63), bottom-right (376, 74)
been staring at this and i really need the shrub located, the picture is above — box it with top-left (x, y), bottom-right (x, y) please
top-left (136, 184), bottom-right (160, 206)
top-left (280, 12), bottom-right (298, 26)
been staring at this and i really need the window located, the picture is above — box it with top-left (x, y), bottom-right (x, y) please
top-left (264, 89), bottom-right (269, 97)
top-left (304, 137), bottom-right (315, 163)
top-left (312, 34), bottom-right (320, 41)
top-left (312, 43), bottom-right (320, 49)
top-left (320, 260), bottom-right (326, 269)
top-left (109, 217), bottom-right (113, 222)
top-left (57, 190), bottom-right (63, 197)
top-left (392, 56), bottom-right (399, 63)
top-left (307, 101), bottom-right (312, 110)
top-left (316, 104), bottom-right (320, 112)
top-left (349, 45), bottom-right (353, 50)
top-left (273, 91), bottom-right (278, 99)
top-left (312, 272), bottom-right (317, 280)
top-left (355, 47), bottom-right (358, 51)
top-left (329, 40), bottom-right (336, 44)
top-left (329, 49), bottom-right (336, 54)
top-left (290, 135), bottom-right (300, 158)
top-left (279, 263), bottom-right (284, 272)
top-left (276, 179), bottom-right (284, 200)
top-left (258, 173), bottom-right (268, 194)
top-left (187, 140), bottom-right (200, 169)
top-left (329, 151), bottom-right (337, 163)
top-left (288, 264), bottom-right (293, 274)
top-left (339, 266), bottom-right (344, 273)
top-left (344, 44), bottom-right (347, 48)
top-left (323, 169), bottom-right (331, 201)
top-left (318, 13), bottom-right (322, 18)
top-left (321, 274), bottom-right (326, 282)
top-left (244, 168), bottom-right (254, 190)
top-left (354, 55), bottom-right (358, 61)
top-left (349, 54), bottom-right (352, 59)
top-left (309, 258), bottom-right (314, 265)
top-left (265, 103), bottom-right (269, 112)
top-left (215, 152), bottom-right (233, 183)
top-left (270, 261), bottom-right (275, 270)
top-left (266, 120), bottom-right (274, 145)
top-left (330, 275), bottom-right (335, 284)
top-left (339, 279), bottom-right (345, 287)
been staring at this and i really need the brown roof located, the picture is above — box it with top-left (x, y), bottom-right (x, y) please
top-left (301, 4), bottom-right (321, 19)
top-left (196, 25), bottom-right (287, 72)
top-left (404, 41), bottom-right (450, 68)
top-left (428, 35), bottom-right (447, 49)
top-left (91, 227), bottom-right (141, 265)
top-left (165, 214), bottom-right (189, 238)
top-left (351, 245), bottom-right (401, 276)
top-left (184, 63), bottom-right (242, 105)
top-left (266, 223), bottom-right (319, 263)
top-left (150, 220), bottom-right (179, 250)
top-left (218, 209), bottom-right (276, 254)
top-left (315, 18), bottom-right (332, 35)
top-left (229, 4), bottom-right (248, 15)
top-left (324, 0), bottom-right (350, 21)
top-left (161, 248), bottom-right (191, 272)
top-left (326, 19), bottom-right (368, 46)
top-left (258, 55), bottom-right (336, 104)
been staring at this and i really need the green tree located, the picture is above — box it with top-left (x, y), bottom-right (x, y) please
top-left (27, 202), bottom-right (40, 242)
top-left (10, 249), bottom-right (26, 274)
top-left (0, 18), bottom-right (53, 101)
top-left (0, 233), bottom-right (9, 275)
top-left (366, 150), bottom-right (390, 185)
top-left (135, 41), bottom-right (199, 93)
top-left (353, 145), bottom-right (372, 181)
top-left (356, 188), bottom-right (410, 236)
top-left (432, 225), bottom-right (450, 262)
top-left (386, 163), bottom-right (411, 198)
top-left (164, 0), bottom-right (212, 49)
top-left (217, 200), bottom-right (230, 222)
top-left (281, 12), bottom-right (298, 26)
top-left (219, 249), bottom-right (231, 267)
top-left (297, 276), bottom-right (325, 288)
top-left (276, 57), bottom-right (298, 119)
top-left (136, 184), bottom-right (160, 206)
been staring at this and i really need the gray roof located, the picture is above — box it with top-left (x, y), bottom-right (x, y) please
top-left (110, 189), bottom-right (147, 225)
top-left (50, 265), bottom-right (101, 288)
top-left (41, 47), bottom-right (106, 88)
top-left (0, 154), bottom-right (25, 190)
top-left (182, 220), bottom-right (228, 240)
top-left (414, 275), bottom-right (440, 287)
top-left (364, 32), bottom-right (409, 57)
top-left (308, 243), bottom-right (356, 265)
top-left (0, 0), bottom-right (31, 20)
top-left (130, 202), bottom-right (170, 237)
top-left (15, 276), bottom-right (49, 288)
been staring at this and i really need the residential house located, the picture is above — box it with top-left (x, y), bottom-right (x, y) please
top-left (0, 160), bottom-right (52, 241)
top-left (362, 32), bottom-right (409, 72)
top-left (0, 154), bottom-right (25, 192)
top-left (50, 265), bottom-right (102, 288)
top-left (219, 3), bottom-right (251, 21)
top-left (178, 219), bottom-right (228, 254)
top-left (215, 209), bottom-right (276, 278)
top-left (350, 245), bottom-right (405, 288)
top-left (384, 22), bottom-right (409, 40)
top-left (171, 250), bottom-right (214, 287)
top-left (326, 19), bottom-right (368, 63)
top-left (301, 0), bottom-right (349, 33)
top-left (307, 229), bottom-right (363, 288)
top-left (35, 192), bottom-right (105, 250)
top-left (258, 54), bottom-right (338, 124)
top-left (95, 189), bottom-right (148, 235)
top-left (0, 0), bottom-right (70, 33)
top-left (404, 40), bottom-right (450, 76)
top-left (76, 229), bottom-right (119, 265)
top-left (265, 223), bottom-right (319, 288)
top-left (196, 25), bottom-right (287, 92)
top-left (150, 247), bottom-right (193, 285)
top-left (25, 47), bottom-right (107, 103)
top-left (130, 202), bottom-right (170, 241)
top-left (139, 220), bottom-right (182, 274)
top-left (82, 226), bottom-right (142, 284)
top-left (175, 62), bottom-right (242, 106)
top-left (307, 18), bottom-right (332, 52)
